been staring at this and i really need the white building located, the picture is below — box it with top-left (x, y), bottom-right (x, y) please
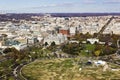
top-left (69, 27), bottom-right (76, 36)
top-left (87, 38), bottom-right (99, 44)
top-left (43, 34), bottom-right (67, 45)
top-left (12, 43), bottom-right (27, 50)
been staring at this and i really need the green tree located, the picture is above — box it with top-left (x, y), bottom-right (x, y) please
top-left (47, 41), bottom-right (56, 52)
top-left (94, 50), bottom-right (101, 57)
top-left (3, 48), bottom-right (12, 53)
top-left (102, 46), bottom-right (116, 56)
top-left (4, 47), bottom-right (26, 61)
top-left (61, 43), bottom-right (80, 55)
top-left (45, 42), bottom-right (48, 46)
top-left (51, 41), bottom-right (56, 46)
top-left (85, 32), bottom-right (92, 39)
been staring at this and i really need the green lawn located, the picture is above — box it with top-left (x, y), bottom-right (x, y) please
top-left (81, 44), bottom-right (95, 56)
top-left (22, 58), bottom-right (120, 80)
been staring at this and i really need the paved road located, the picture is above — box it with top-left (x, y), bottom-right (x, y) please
top-left (14, 55), bottom-right (77, 80)
top-left (13, 62), bottom-right (28, 80)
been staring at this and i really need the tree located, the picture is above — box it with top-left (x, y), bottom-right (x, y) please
top-left (74, 33), bottom-right (85, 41)
top-left (94, 50), bottom-right (101, 57)
top-left (61, 43), bottom-right (80, 55)
top-left (4, 47), bottom-right (25, 61)
top-left (93, 33), bottom-right (98, 38)
top-left (102, 46), bottom-right (116, 56)
top-left (47, 41), bottom-right (56, 52)
top-left (51, 41), bottom-right (56, 46)
top-left (45, 42), bottom-right (48, 46)
top-left (86, 41), bottom-right (90, 44)
top-left (85, 32), bottom-right (92, 38)
top-left (3, 48), bottom-right (12, 53)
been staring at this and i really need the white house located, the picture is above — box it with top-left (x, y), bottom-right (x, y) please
top-left (87, 38), bottom-right (99, 44)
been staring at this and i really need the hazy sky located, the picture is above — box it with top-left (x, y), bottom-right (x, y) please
top-left (0, 0), bottom-right (120, 13)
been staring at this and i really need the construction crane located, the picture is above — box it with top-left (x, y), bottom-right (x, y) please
top-left (97, 16), bottom-right (114, 38)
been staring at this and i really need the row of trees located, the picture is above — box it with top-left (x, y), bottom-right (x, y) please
top-left (74, 32), bottom-right (120, 43)
top-left (0, 47), bottom-right (31, 79)
top-left (60, 41), bottom-right (117, 57)
top-left (61, 43), bottom-right (81, 55)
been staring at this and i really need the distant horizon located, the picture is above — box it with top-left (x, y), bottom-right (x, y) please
top-left (0, 13), bottom-right (120, 18)
top-left (1, 12), bottom-right (120, 14)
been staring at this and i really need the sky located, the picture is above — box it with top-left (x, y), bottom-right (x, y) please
top-left (0, 0), bottom-right (120, 13)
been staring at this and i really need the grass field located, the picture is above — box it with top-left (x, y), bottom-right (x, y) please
top-left (22, 58), bottom-right (120, 80)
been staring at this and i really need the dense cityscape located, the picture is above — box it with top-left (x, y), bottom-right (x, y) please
top-left (0, 0), bottom-right (120, 80)
top-left (0, 13), bottom-right (120, 80)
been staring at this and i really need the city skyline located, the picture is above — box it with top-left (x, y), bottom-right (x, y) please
top-left (0, 0), bottom-right (120, 13)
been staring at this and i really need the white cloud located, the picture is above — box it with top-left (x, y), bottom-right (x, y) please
top-left (106, 0), bottom-right (120, 2)
top-left (103, 0), bottom-right (120, 4)
top-left (82, 0), bottom-right (120, 4)
top-left (27, 2), bottom-right (75, 9)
